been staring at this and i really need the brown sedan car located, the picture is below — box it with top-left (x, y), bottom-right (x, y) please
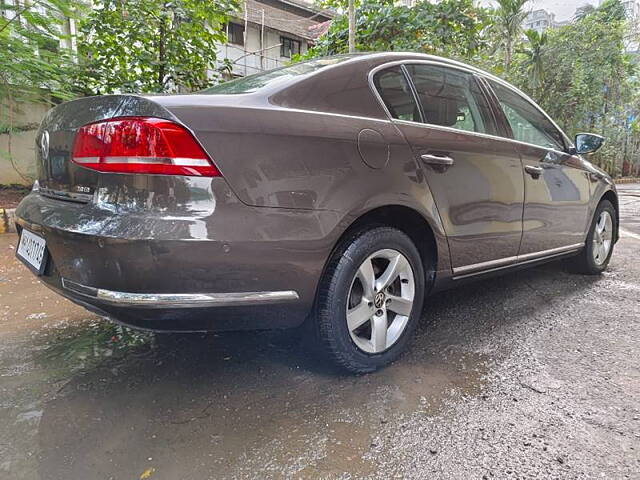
top-left (16, 53), bottom-right (618, 372)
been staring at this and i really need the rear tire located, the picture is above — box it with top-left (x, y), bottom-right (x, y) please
top-left (569, 200), bottom-right (616, 275)
top-left (314, 227), bottom-right (426, 373)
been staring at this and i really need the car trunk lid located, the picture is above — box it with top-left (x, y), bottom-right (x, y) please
top-left (35, 95), bottom-right (178, 202)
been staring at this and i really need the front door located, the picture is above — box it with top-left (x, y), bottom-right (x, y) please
top-left (372, 63), bottom-right (525, 275)
top-left (487, 80), bottom-right (591, 255)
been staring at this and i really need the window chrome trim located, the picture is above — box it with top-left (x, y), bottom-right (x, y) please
top-left (452, 243), bottom-right (584, 279)
top-left (391, 118), bottom-right (572, 159)
top-left (61, 278), bottom-right (300, 308)
top-left (367, 59), bottom-right (574, 156)
top-left (393, 118), bottom-right (511, 142)
top-left (400, 63), bottom-right (425, 123)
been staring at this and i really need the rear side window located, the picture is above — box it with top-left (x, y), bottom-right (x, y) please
top-left (373, 66), bottom-right (420, 122)
top-left (489, 80), bottom-right (565, 151)
top-left (405, 64), bottom-right (497, 135)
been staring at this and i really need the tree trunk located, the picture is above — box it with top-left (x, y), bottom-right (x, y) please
top-left (157, 3), bottom-right (167, 91)
top-left (505, 37), bottom-right (512, 73)
top-left (348, 0), bottom-right (355, 53)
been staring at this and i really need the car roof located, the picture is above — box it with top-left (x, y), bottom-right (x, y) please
top-left (333, 52), bottom-right (520, 91)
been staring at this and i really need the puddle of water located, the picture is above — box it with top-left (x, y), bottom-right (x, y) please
top-left (0, 307), bottom-right (154, 480)
top-left (34, 320), bottom-right (154, 377)
top-left (30, 333), bottom-right (489, 479)
top-left (1, 300), bottom-right (491, 480)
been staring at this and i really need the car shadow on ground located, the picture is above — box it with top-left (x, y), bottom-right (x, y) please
top-left (32, 260), bottom-right (603, 479)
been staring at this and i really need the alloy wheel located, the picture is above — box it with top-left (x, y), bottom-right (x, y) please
top-left (346, 249), bottom-right (415, 354)
top-left (592, 210), bottom-right (613, 266)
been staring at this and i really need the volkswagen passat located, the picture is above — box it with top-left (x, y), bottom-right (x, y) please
top-left (16, 53), bottom-right (618, 373)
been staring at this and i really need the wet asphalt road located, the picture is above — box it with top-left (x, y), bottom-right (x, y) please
top-left (1, 187), bottom-right (639, 480)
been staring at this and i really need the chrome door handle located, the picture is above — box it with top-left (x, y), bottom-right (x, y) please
top-left (420, 154), bottom-right (454, 166)
top-left (524, 165), bottom-right (544, 178)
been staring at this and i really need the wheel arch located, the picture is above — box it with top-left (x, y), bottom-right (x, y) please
top-left (599, 189), bottom-right (619, 242)
top-left (321, 205), bottom-right (440, 296)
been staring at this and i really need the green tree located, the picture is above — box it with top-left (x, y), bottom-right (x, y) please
top-left (491, 0), bottom-right (529, 73)
top-left (305, 0), bottom-right (489, 61)
top-left (521, 29), bottom-right (547, 97)
top-left (77, 0), bottom-right (238, 94)
top-left (511, 0), bottom-right (637, 175)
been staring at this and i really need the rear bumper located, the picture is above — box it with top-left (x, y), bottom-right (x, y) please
top-left (15, 178), bottom-right (344, 331)
top-left (39, 277), bottom-right (306, 332)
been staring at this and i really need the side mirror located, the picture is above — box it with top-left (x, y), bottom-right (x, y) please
top-left (574, 133), bottom-right (605, 155)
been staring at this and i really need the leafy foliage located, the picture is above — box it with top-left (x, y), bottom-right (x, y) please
top-left (77, 0), bottom-right (238, 94)
top-left (305, 0), bottom-right (489, 61)
top-left (0, 0), bottom-right (81, 107)
top-left (490, 0), bottom-right (529, 73)
top-left (520, 29), bottom-right (547, 95)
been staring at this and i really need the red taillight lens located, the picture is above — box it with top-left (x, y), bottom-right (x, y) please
top-left (71, 117), bottom-right (220, 177)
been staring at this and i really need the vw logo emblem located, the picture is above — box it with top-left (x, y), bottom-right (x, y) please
top-left (374, 291), bottom-right (385, 309)
top-left (40, 130), bottom-right (50, 160)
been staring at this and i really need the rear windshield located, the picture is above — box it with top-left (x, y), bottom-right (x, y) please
top-left (200, 56), bottom-right (353, 95)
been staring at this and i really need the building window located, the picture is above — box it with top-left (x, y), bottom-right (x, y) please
top-left (227, 23), bottom-right (245, 46)
top-left (280, 36), bottom-right (301, 58)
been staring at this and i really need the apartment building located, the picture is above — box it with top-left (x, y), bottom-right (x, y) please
top-left (523, 9), bottom-right (562, 34)
top-left (219, 0), bottom-right (333, 77)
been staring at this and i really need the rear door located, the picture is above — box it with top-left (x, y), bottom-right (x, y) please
top-left (485, 80), bottom-right (591, 255)
top-left (373, 63), bottom-right (524, 275)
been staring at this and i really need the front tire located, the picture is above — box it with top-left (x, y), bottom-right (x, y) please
top-left (314, 227), bottom-right (426, 373)
top-left (570, 200), bottom-right (616, 275)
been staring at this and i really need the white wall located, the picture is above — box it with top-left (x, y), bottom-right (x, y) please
top-left (0, 130), bottom-right (37, 186)
top-left (0, 100), bottom-right (46, 186)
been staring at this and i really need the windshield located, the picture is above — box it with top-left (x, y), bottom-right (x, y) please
top-left (200, 56), bottom-right (354, 95)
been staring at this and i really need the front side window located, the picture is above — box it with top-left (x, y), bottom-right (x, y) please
top-left (280, 37), bottom-right (301, 58)
top-left (404, 64), bottom-right (496, 135)
top-left (372, 66), bottom-right (420, 122)
top-left (489, 80), bottom-right (565, 151)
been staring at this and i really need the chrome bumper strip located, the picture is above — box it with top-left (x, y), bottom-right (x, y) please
top-left (61, 278), bottom-right (299, 308)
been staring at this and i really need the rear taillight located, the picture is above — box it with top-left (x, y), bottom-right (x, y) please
top-left (71, 117), bottom-right (220, 177)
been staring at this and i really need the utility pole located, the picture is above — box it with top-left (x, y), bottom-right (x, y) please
top-left (244, 0), bottom-right (248, 76)
top-left (260, 9), bottom-right (265, 71)
top-left (348, 0), bottom-right (355, 53)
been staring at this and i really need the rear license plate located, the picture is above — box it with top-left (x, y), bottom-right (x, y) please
top-left (16, 229), bottom-right (48, 275)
